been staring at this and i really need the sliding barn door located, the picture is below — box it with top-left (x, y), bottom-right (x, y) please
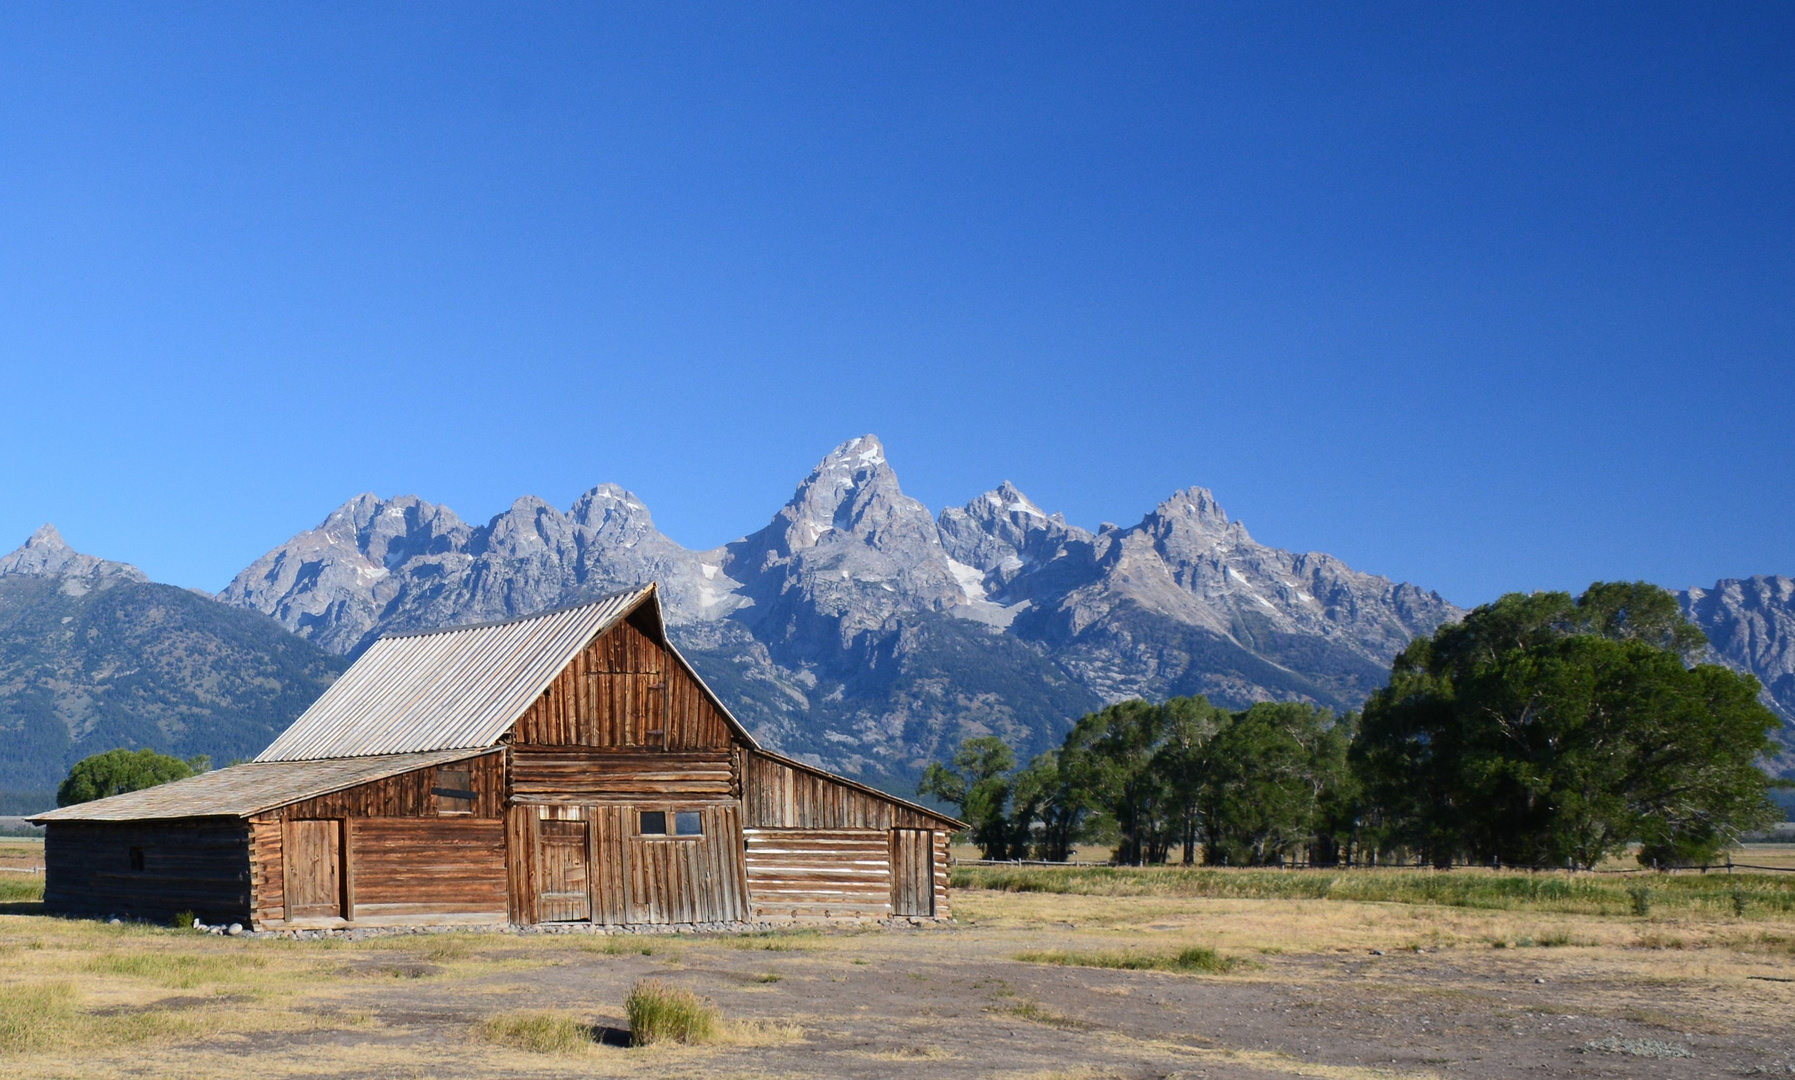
top-left (536, 819), bottom-right (592, 922)
top-left (891, 829), bottom-right (935, 917)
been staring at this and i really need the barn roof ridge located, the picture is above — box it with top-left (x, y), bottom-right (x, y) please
top-left (381, 585), bottom-right (652, 640)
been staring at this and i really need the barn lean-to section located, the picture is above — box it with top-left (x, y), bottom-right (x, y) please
top-left (31, 584), bottom-right (963, 931)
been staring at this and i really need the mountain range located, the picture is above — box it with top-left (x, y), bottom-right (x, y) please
top-left (4, 434), bottom-right (1791, 809)
top-left (214, 436), bottom-right (1463, 782)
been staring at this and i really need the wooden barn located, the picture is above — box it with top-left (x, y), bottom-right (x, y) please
top-left (30, 585), bottom-right (962, 931)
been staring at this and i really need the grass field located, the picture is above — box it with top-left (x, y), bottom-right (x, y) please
top-left (954, 862), bottom-right (1795, 916)
top-left (0, 862), bottom-right (1790, 1078)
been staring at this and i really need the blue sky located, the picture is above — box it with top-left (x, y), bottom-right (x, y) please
top-left (0, 3), bottom-right (1788, 606)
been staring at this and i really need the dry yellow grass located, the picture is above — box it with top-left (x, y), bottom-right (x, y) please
top-left (0, 865), bottom-right (1787, 1078)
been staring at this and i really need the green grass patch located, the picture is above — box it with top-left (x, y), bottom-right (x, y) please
top-left (1017, 945), bottom-right (1244, 974)
top-left (726, 928), bottom-right (824, 951)
top-left (0, 982), bottom-right (78, 1054)
top-left (0, 879), bottom-right (43, 904)
top-left (955, 865), bottom-right (1795, 917)
top-left (625, 979), bottom-right (718, 1046)
top-left (478, 1010), bottom-right (594, 1055)
top-left (0, 981), bottom-right (198, 1055)
top-left (84, 951), bottom-right (265, 988)
top-left (995, 998), bottom-right (1085, 1028)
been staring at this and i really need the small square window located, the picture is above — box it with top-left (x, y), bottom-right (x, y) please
top-left (639, 810), bottom-right (667, 835)
top-left (674, 811), bottom-right (702, 836)
top-left (128, 847), bottom-right (145, 872)
top-left (434, 769), bottom-right (475, 814)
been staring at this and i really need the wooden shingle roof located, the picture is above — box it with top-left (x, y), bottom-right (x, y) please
top-left (29, 749), bottom-right (490, 823)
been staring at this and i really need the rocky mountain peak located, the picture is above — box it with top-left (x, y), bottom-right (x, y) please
top-left (0, 524), bottom-right (149, 595)
top-left (1142, 487), bottom-right (1243, 542)
top-left (721, 435), bottom-right (964, 653)
top-left (938, 482), bottom-right (1094, 586)
top-left (760, 434), bottom-right (932, 556)
top-left (1680, 575), bottom-right (1795, 739)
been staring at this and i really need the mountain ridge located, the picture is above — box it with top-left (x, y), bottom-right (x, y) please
top-left (4, 437), bottom-right (1790, 805)
top-left (215, 435), bottom-right (1469, 783)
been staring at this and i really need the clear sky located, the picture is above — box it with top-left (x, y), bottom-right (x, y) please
top-left (0, 3), bottom-right (1788, 606)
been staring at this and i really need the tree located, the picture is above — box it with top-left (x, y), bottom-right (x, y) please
top-left (1061, 700), bottom-right (1177, 865)
top-left (1008, 750), bottom-right (1093, 862)
top-left (1355, 582), bottom-right (1781, 869)
top-left (57, 748), bottom-right (210, 807)
top-left (1201, 702), bottom-right (1346, 866)
top-left (1151, 697), bottom-right (1229, 864)
top-left (918, 736), bottom-right (1018, 859)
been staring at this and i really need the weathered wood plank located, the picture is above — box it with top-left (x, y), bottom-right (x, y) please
top-left (42, 820), bottom-right (253, 925)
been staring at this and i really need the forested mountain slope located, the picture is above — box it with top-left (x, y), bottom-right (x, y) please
top-left (0, 526), bottom-right (347, 811)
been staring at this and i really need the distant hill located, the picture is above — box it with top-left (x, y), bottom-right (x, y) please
top-left (0, 526), bottom-right (348, 812)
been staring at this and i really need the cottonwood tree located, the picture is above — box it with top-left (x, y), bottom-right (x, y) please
top-left (918, 736), bottom-right (1019, 859)
top-left (1355, 582), bottom-right (1781, 869)
top-left (1200, 702), bottom-right (1347, 867)
top-left (57, 748), bottom-right (210, 807)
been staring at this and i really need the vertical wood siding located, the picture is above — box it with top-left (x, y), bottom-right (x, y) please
top-left (890, 828), bottom-right (935, 917)
top-left (743, 751), bottom-right (950, 830)
top-left (620, 803), bottom-right (745, 923)
top-left (511, 616), bottom-right (733, 749)
top-left (270, 752), bottom-right (504, 820)
top-left (42, 820), bottom-right (252, 925)
top-left (509, 802), bottom-right (744, 926)
top-left (742, 828), bottom-right (894, 918)
top-left (506, 804), bottom-right (538, 925)
top-left (589, 805), bottom-right (628, 924)
top-left (283, 819), bottom-right (343, 918)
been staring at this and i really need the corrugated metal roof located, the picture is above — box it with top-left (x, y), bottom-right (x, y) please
top-left (256, 586), bottom-right (655, 761)
top-left (29, 749), bottom-right (491, 822)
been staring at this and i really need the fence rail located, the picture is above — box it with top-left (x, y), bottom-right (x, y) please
top-left (956, 858), bottom-right (1795, 874)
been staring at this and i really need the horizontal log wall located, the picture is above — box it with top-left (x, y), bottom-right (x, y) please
top-left (250, 818), bottom-right (284, 925)
top-left (271, 752), bottom-right (504, 820)
top-left (743, 751), bottom-right (945, 830)
top-left (742, 828), bottom-right (893, 918)
top-left (349, 818), bottom-right (507, 921)
top-left (513, 615), bottom-right (733, 750)
top-left (933, 829), bottom-right (952, 919)
top-left (510, 748), bottom-right (734, 802)
top-left (44, 820), bottom-right (252, 925)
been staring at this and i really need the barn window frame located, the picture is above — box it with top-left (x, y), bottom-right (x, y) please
top-left (636, 808), bottom-right (703, 839)
top-left (432, 767), bottom-right (476, 815)
top-left (128, 846), bottom-right (145, 872)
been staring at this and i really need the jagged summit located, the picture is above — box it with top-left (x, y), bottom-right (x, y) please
top-left (720, 434), bottom-right (964, 653)
top-left (0, 524), bottom-right (149, 595)
top-left (214, 434), bottom-right (1473, 782)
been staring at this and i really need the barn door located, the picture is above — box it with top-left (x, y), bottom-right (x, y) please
top-left (285, 819), bottom-right (343, 920)
top-left (537, 819), bottom-right (592, 922)
top-left (891, 829), bottom-right (935, 917)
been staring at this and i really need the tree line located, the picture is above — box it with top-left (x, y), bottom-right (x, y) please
top-left (920, 583), bottom-right (1786, 870)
